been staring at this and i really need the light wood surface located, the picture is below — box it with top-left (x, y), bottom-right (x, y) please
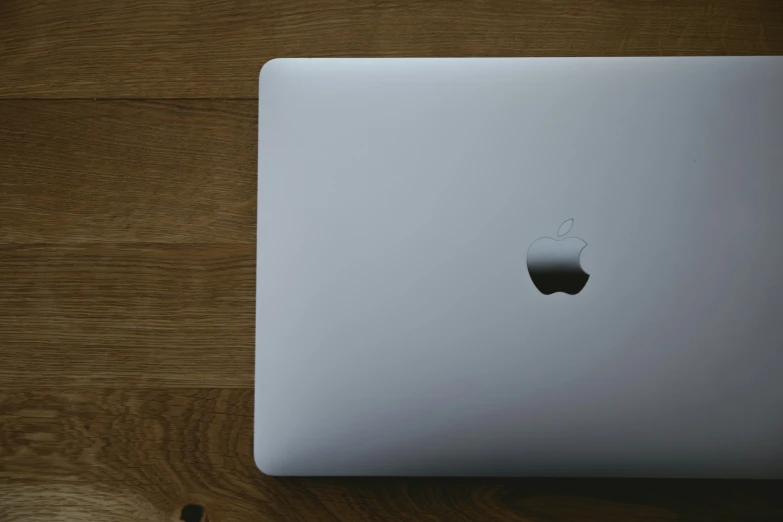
top-left (2, 0), bottom-right (782, 520)
top-left (2, 0), bottom-right (782, 98)
top-left (0, 101), bottom-right (257, 243)
top-left (3, 389), bottom-right (783, 521)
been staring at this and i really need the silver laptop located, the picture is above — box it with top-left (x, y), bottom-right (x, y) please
top-left (255, 57), bottom-right (783, 478)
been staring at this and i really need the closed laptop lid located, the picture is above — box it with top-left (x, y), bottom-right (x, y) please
top-left (255, 57), bottom-right (783, 478)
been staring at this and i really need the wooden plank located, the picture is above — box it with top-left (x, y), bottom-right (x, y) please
top-left (0, 100), bottom-right (256, 243)
top-left (0, 244), bottom-right (254, 389)
top-left (1, 0), bottom-right (782, 99)
top-left (2, 389), bottom-right (783, 521)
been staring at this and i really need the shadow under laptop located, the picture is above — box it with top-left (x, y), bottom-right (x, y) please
top-left (270, 477), bottom-right (783, 521)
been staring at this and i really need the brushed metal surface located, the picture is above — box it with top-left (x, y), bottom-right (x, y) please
top-left (256, 57), bottom-right (783, 477)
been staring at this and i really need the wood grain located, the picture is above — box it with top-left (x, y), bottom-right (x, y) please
top-left (0, 100), bottom-right (256, 243)
top-left (2, 389), bottom-right (783, 522)
top-left (2, 0), bottom-right (783, 98)
top-left (0, 100), bottom-right (257, 389)
top-left (0, 244), bottom-right (254, 389)
top-left (3, 1), bottom-right (783, 519)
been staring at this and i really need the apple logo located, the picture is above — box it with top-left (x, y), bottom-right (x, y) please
top-left (527, 219), bottom-right (590, 295)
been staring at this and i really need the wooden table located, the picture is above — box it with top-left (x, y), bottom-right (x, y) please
top-left (2, 1), bottom-right (782, 520)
